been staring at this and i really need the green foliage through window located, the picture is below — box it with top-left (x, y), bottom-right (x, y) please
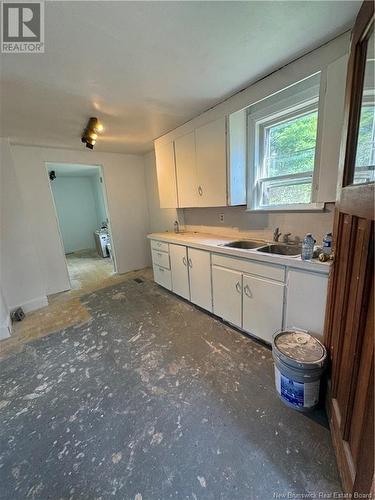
top-left (258, 109), bottom-right (318, 206)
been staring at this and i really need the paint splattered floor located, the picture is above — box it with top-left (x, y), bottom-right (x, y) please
top-left (0, 278), bottom-right (341, 499)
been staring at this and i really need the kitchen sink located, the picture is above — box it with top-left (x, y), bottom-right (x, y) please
top-left (256, 244), bottom-right (302, 256)
top-left (222, 240), bottom-right (265, 250)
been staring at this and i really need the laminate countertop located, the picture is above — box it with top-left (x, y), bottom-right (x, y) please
top-left (148, 231), bottom-right (331, 274)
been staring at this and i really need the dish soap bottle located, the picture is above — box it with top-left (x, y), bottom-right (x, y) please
top-left (301, 233), bottom-right (315, 261)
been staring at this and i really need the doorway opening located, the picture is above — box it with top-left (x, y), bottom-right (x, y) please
top-left (46, 162), bottom-right (116, 292)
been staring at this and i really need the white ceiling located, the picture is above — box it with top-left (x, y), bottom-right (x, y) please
top-left (0, 1), bottom-right (360, 155)
top-left (47, 162), bottom-right (100, 177)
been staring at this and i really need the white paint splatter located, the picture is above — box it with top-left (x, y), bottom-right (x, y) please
top-left (23, 393), bottom-right (42, 400)
top-left (0, 400), bottom-right (10, 410)
top-left (197, 476), bottom-right (206, 488)
top-left (128, 333), bottom-right (141, 343)
top-left (111, 452), bottom-right (122, 464)
top-left (15, 407), bottom-right (28, 417)
top-left (150, 432), bottom-right (163, 446)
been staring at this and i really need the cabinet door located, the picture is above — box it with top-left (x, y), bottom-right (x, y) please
top-left (174, 132), bottom-right (199, 208)
top-left (195, 117), bottom-right (227, 207)
top-left (188, 248), bottom-right (212, 312)
top-left (169, 244), bottom-right (190, 300)
top-left (242, 275), bottom-right (285, 344)
top-left (212, 266), bottom-right (242, 328)
top-left (285, 269), bottom-right (328, 338)
top-left (154, 141), bottom-right (178, 208)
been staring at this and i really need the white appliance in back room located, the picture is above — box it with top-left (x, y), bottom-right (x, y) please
top-left (94, 228), bottom-right (111, 258)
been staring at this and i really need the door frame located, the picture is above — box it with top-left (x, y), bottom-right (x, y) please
top-left (323, 1), bottom-right (374, 494)
top-left (44, 161), bottom-right (119, 290)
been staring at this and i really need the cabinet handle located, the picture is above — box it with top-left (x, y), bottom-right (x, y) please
top-left (188, 258), bottom-right (192, 268)
top-left (244, 284), bottom-right (252, 298)
top-left (182, 256), bottom-right (187, 266)
top-left (235, 281), bottom-right (241, 294)
top-left (159, 267), bottom-right (164, 272)
top-left (157, 242), bottom-right (161, 247)
top-left (198, 185), bottom-right (203, 196)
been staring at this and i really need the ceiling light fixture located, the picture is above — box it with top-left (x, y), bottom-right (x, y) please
top-left (81, 117), bottom-right (104, 150)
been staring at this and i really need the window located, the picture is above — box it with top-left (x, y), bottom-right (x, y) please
top-left (248, 74), bottom-right (321, 210)
top-left (353, 30), bottom-right (374, 185)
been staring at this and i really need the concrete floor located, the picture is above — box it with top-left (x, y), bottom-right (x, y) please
top-left (0, 277), bottom-right (341, 499)
top-left (0, 251), bottom-right (150, 360)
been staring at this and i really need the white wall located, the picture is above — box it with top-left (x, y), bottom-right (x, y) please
top-left (144, 151), bottom-right (182, 233)
top-left (10, 145), bottom-right (150, 296)
top-left (183, 204), bottom-right (335, 244)
top-left (91, 172), bottom-right (107, 227)
top-left (51, 176), bottom-right (100, 253)
top-left (0, 139), bottom-right (48, 313)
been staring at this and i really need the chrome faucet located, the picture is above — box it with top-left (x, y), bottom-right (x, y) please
top-left (273, 227), bottom-right (282, 242)
top-left (283, 233), bottom-right (292, 244)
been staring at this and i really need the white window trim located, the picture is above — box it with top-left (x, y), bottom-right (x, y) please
top-left (246, 74), bottom-right (325, 212)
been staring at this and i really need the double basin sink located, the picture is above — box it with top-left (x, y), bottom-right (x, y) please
top-left (221, 239), bottom-right (301, 257)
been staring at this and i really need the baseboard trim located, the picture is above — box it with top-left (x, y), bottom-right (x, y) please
top-left (0, 314), bottom-right (11, 340)
top-left (18, 296), bottom-right (49, 314)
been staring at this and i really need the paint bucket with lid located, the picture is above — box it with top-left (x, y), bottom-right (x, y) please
top-left (272, 329), bottom-right (327, 412)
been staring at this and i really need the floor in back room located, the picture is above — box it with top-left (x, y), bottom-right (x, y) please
top-left (0, 276), bottom-right (341, 500)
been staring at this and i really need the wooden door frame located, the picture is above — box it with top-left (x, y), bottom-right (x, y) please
top-left (324, 0), bottom-right (374, 352)
top-left (323, 1), bottom-right (374, 494)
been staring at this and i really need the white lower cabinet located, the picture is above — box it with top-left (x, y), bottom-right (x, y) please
top-left (169, 244), bottom-right (212, 311)
top-left (242, 274), bottom-right (285, 343)
top-left (188, 248), bottom-right (212, 312)
top-left (151, 239), bottom-right (329, 345)
top-left (212, 266), bottom-right (242, 328)
top-left (285, 269), bottom-right (328, 337)
top-left (170, 244), bottom-right (190, 300)
top-left (153, 265), bottom-right (172, 290)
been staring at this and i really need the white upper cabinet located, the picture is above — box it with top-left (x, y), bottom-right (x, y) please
top-left (155, 141), bottom-right (178, 208)
top-left (195, 117), bottom-right (227, 207)
top-left (174, 132), bottom-right (199, 208)
top-left (228, 109), bottom-right (247, 206)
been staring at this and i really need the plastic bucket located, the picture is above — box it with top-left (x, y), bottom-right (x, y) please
top-left (272, 329), bottom-right (327, 412)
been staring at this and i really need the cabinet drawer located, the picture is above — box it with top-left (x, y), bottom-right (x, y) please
top-left (151, 240), bottom-right (169, 253)
top-left (152, 249), bottom-right (170, 269)
top-left (212, 254), bottom-right (285, 282)
top-left (153, 264), bottom-right (172, 290)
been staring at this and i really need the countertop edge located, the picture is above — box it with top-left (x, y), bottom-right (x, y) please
top-left (147, 232), bottom-right (330, 274)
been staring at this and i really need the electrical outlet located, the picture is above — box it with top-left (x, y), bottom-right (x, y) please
top-left (219, 213), bottom-right (225, 223)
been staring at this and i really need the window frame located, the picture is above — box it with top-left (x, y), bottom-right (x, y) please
top-left (354, 94), bottom-right (375, 184)
top-left (246, 75), bottom-right (325, 212)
